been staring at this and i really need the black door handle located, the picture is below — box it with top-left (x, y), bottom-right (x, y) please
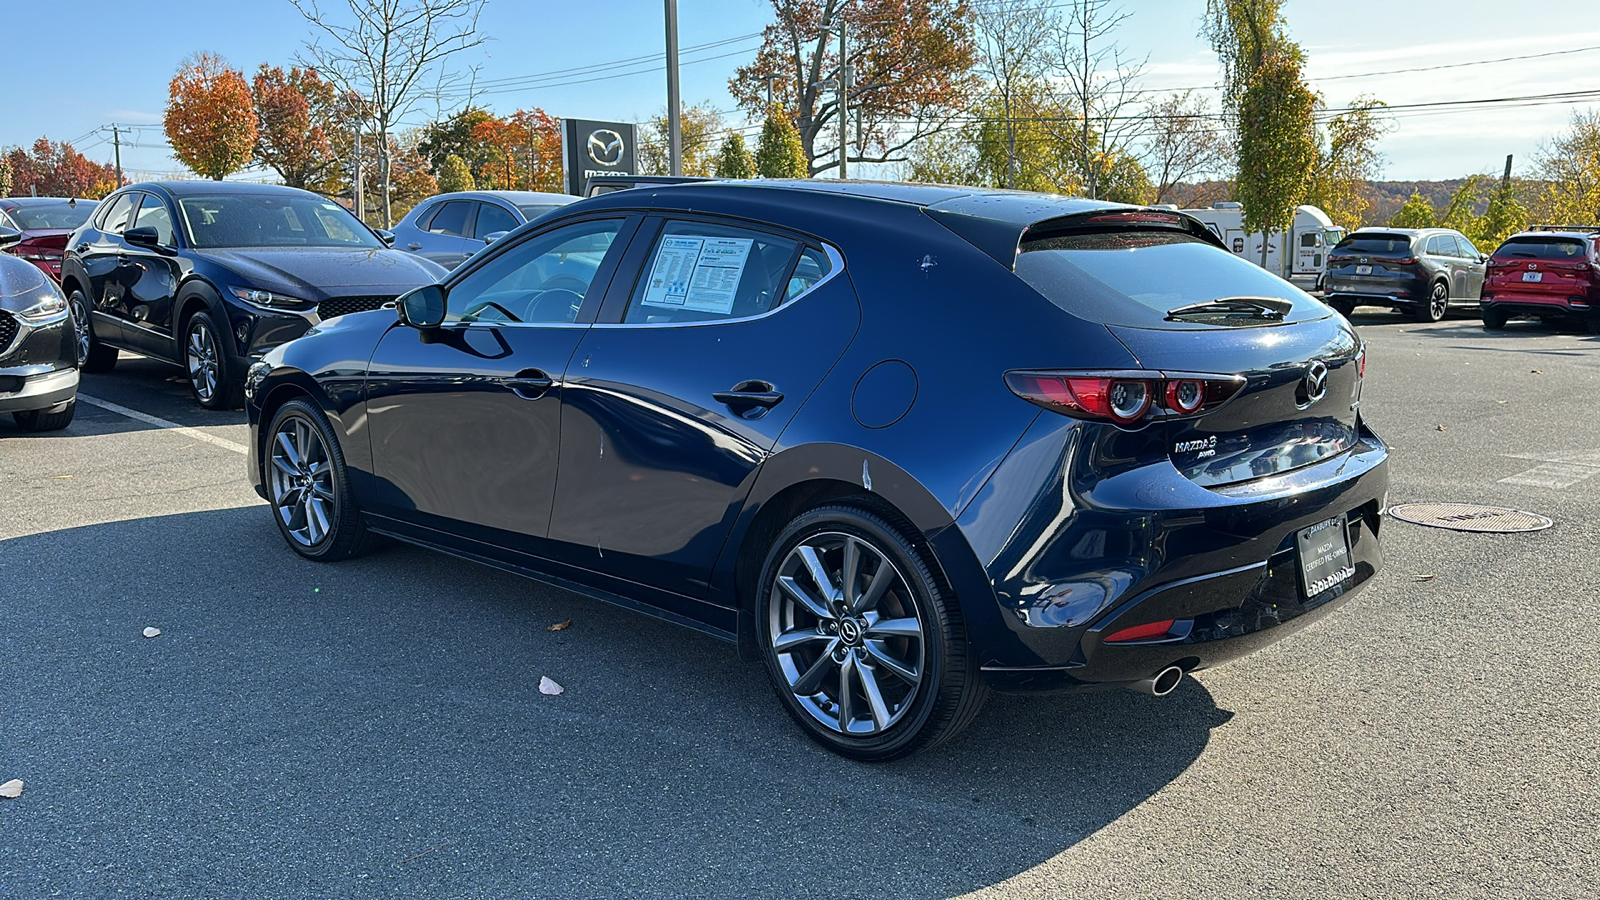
top-left (502, 368), bottom-right (554, 400)
top-left (714, 381), bottom-right (784, 418)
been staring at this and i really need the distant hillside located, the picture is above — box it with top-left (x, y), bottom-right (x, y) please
top-left (1168, 177), bottom-right (1546, 226)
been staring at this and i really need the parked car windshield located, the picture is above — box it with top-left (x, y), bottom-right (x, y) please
top-left (1015, 231), bottom-right (1325, 327)
top-left (516, 203), bottom-right (567, 220)
top-left (1493, 236), bottom-right (1589, 260)
top-left (178, 194), bottom-right (382, 249)
top-left (1334, 233), bottom-right (1412, 255)
top-left (7, 201), bottom-right (96, 230)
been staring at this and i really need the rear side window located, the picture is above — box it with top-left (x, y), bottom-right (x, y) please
top-left (1335, 234), bottom-right (1413, 255)
top-left (624, 220), bottom-right (802, 324)
top-left (1014, 231), bottom-right (1326, 328)
top-left (1494, 237), bottom-right (1589, 260)
top-left (427, 201), bottom-right (473, 237)
top-left (1425, 235), bottom-right (1452, 256)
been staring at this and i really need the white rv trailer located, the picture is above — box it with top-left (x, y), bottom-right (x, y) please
top-left (1176, 202), bottom-right (1345, 292)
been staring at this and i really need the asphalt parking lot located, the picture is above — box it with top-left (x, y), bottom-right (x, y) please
top-left (2, 311), bottom-right (1597, 899)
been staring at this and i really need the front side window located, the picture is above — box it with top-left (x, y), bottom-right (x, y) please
top-left (178, 193), bottom-right (383, 249)
top-left (1454, 235), bottom-right (1480, 259)
top-left (99, 193), bottom-right (139, 236)
top-left (444, 218), bottom-right (623, 324)
top-left (624, 220), bottom-right (802, 324)
top-left (133, 194), bottom-right (175, 246)
top-left (474, 203), bottom-right (519, 240)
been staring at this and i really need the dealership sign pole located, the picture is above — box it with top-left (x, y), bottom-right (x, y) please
top-left (665, 0), bottom-right (682, 177)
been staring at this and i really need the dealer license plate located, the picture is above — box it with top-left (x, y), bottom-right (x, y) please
top-left (1296, 515), bottom-right (1354, 597)
top-left (1523, 271), bottom-right (1543, 282)
top-left (1355, 265), bottom-right (1372, 275)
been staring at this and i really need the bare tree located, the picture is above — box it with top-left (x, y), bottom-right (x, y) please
top-left (1050, 0), bottom-right (1146, 200)
top-left (1140, 91), bottom-right (1230, 204)
top-left (289, 0), bottom-right (487, 226)
top-left (971, 0), bottom-right (1053, 189)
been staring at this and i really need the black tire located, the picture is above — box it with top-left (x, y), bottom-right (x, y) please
top-left (70, 290), bottom-right (118, 373)
top-left (183, 308), bottom-right (244, 410)
top-left (755, 504), bottom-right (988, 761)
top-left (1483, 309), bottom-right (1509, 331)
top-left (1329, 299), bottom-right (1356, 317)
top-left (1415, 282), bottom-right (1448, 322)
top-left (263, 398), bottom-right (377, 561)
top-left (12, 401), bottom-right (76, 432)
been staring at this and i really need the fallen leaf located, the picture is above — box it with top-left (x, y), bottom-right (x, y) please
top-left (53, 475), bottom-right (72, 479)
top-left (0, 779), bottom-right (22, 799)
top-left (1531, 369), bottom-right (1542, 374)
top-left (539, 676), bottom-right (564, 696)
top-left (142, 627), bottom-right (161, 638)
top-left (1495, 400), bottom-right (1508, 404)
top-left (547, 619), bottom-right (571, 632)
top-left (1413, 574), bottom-right (1437, 581)
top-left (1435, 425), bottom-right (1447, 431)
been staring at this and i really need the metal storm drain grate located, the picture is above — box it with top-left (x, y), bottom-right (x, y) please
top-left (1389, 503), bottom-right (1552, 533)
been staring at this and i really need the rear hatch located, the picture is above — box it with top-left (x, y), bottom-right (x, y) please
top-left (1326, 232), bottom-right (1419, 294)
top-left (1486, 235), bottom-right (1596, 306)
top-left (1014, 222), bottom-right (1362, 487)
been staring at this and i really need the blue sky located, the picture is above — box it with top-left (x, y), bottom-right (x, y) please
top-left (1, 0), bottom-right (1596, 183)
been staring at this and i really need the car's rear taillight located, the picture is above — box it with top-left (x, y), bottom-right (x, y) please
top-left (1005, 370), bottom-right (1245, 427)
top-left (1394, 257), bottom-right (1417, 265)
top-left (1104, 619), bottom-right (1177, 643)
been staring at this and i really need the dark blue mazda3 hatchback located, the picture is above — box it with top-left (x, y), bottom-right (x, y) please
top-left (244, 181), bottom-right (1389, 760)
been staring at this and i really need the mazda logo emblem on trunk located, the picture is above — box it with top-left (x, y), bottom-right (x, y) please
top-left (587, 129), bottom-right (625, 166)
top-left (1303, 361), bottom-right (1330, 404)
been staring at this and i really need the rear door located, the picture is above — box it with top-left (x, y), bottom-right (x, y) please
top-left (80, 191), bottom-right (140, 344)
top-left (546, 216), bottom-right (858, 601)
top-left (114, 192), bottom-right (184, 359)
top-left (413, 200), bottom-right (476, 269)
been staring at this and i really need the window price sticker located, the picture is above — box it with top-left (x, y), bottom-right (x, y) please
top-left (641, 235), bottom-right (754, 315)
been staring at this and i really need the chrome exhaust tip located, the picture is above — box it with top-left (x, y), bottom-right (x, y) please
top-left (1129, 665), bottom-right (1185, 697)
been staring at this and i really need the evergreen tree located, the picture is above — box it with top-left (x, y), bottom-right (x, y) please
top-left (437, 153), bottom-right (476, 193)
top-left (755, 112), bottom-right (807, 179)
top-left (714, 132), bottom-right (755, 179)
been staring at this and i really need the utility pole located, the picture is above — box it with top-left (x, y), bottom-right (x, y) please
top-left (837, 20), bottom-right (849, 180)
top-left (1501, 154), bottom-right (1514, 191)
top-left (761, 73), bottom-right (782, 110)
top-left (665, 0), bottom-right (682, 177)
top-left (353, 123), bottom-right (364, 221)
top-left (111, 125), bottom-right (123, 187)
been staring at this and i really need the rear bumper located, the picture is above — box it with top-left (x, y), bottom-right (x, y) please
top-left (1481, 294), bottom-right (1593, 317)
top-left (0, 365), bottom-right (78, 413)
top-left (964, 421), bottom-right (1389, 693)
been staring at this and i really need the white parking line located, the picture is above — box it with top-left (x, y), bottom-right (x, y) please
top-left (77, 394), bottom-right (249, 456)
top-left (1500, 450), bottom-right (1600, 489)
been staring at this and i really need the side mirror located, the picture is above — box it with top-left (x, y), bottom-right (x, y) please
top-left (483, 231), bottom-right (509, 246)
top-left (1480, 253), bottom-right (1489, 263)
top-left (125, 226), bottom-right (163, 250)
top-left (375, 228), bottom-right (396, 247)
top-left (397, 284), bottom-right (447, 329)
top-left (0, 226), bottom-right (20, 250)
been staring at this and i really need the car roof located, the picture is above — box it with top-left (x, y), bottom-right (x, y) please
top-left (127, 181), bottom-right (324, 199)
top-left (1508, 229), bottom-right (1599, 240)
top-left (425, 190), bottom-right (578, 205)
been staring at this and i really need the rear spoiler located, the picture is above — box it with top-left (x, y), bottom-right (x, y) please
top-left (923, 204), bottom-right (1225, 270)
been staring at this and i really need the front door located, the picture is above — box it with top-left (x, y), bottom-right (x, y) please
top-left (364, 216), bottom-right (637, 551)
top-left (547, 216), bottom-right (859, 601)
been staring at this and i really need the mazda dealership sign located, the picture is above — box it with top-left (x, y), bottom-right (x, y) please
top-left (563, 119), bottom-right (637, 196)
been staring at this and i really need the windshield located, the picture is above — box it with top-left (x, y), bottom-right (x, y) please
top-left (7, 201), bottom-right (96, 230)
top-left (178, 194), bottom-right (382, 249)
top-left (1493, 237), bottom-right (1589, 260)
top-left (1334, 234), bottom-right (1412, 255)
top-left (1015, 231), bottom-right (1326, 328)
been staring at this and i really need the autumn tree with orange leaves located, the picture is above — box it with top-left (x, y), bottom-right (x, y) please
top-left (5, 139), bottom-right (121, 198)
top-left (468, 109), bottom-right (563, 191)
top-left (730, 0), bottom-right (977, 176)
top-left (253, 65), bottom-right (345, 192)
top-left (165, 53), bottom-right (257, 180)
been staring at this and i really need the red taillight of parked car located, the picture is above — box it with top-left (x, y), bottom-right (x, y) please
top-left (1005, 371), bottom-right (1245, 426)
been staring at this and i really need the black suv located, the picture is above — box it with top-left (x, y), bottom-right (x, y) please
top-left (1324, 227), bottom-right (1486, 322)
top-left (59, 182), bottom-right (445, 409)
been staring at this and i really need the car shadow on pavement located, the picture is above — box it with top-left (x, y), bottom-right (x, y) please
top-left (1, 507), bottom-right (1231, 899)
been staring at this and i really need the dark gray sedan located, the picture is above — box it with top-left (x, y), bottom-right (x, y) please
top-left (392, 191), bottom-right (578, 269)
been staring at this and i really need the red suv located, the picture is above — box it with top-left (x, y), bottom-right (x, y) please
top-left (1480, 228), bottom-right (1600, 331)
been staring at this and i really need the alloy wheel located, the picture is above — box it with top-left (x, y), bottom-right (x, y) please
top-left (268, 416), bottom-right (338, 548)
top-left (186, 319), bottom-right (220, 401)
top-left (1429, 284), bottom-right (1448, 320)
top-left (67, 294), bottom-right (90, 365)
top-left (767, 531), bottom-right (926, 736)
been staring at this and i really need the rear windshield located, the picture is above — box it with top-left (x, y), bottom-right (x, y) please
top-left (1493, 237), bottom-right (1590, 260)
top-left (1015, 231), bottom-right (1327, 328)
top-left (6, 201), bottom-right (96, 230)
top-left (1333, 234), bottom-right (1412, 255)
